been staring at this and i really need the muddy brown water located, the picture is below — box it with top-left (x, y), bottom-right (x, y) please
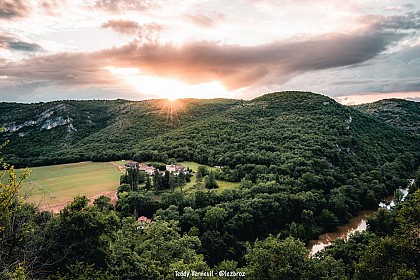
top-left (307, 183), bottom-right (412, 256)
top-left (307, 210), bottom-right (375, 256)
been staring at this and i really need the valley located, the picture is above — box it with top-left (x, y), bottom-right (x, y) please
top-left (1, 91), bottom-right (420, 279)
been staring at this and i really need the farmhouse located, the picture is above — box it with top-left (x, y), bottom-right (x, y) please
top-left (136, 216), bottom-right (152, 230)
top-left (139, 164), bottom-right (156, 176)
top-left (125, 161), bottom-right (137, 168)
top-left (137, 216), bottom-right (152, 224)
top-left (166, 164), bottom-right (187, 175)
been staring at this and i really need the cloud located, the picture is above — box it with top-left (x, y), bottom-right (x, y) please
top-left (183, 11), bottom-right (225, 28)
top-left (39, 0), bottom-right (66, 15)
top-left (136, 23), bottom-right (166, 44)
top-left (0, 0), bottom-right (31, 19)
top-left (0, 35), bottom-right (43, 52)
top-left (365, 12), bottom-right (420, 30)
top-left (101, 20), bottom-right (166, 43)
top-left (386, 3), bottom-right (416, 11)
top-left (93, 0), bottom-right (158, 13)
top-left (0, 12), bottom-right (416, 100)
top-left (0, 29), bottom-right (399, 90)
top-left (93, 23), bottom-right (404, 89)
top-left (101, 19), bottom-right (140, 34)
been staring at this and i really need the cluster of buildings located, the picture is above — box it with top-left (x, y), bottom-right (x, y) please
top-left (124, 161), bottom-right (188, 176)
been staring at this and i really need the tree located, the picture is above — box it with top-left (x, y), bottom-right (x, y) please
top-left (245, 236), bottom-right (308, 280)
top-left (43, 196), bottom-right (120, 273)
top-left (196, 166), bottom-right (208, 182)
top-left (204, 171), bottom-right (218, 189)
top-left (145, 175), bottom-right (152, 191)
top-left (126, 167), bottom-right (139, 191)
top-left (354, 236), bottom-right (419, 280)
top-left (54, 262), bottom-right (113, 280)
top-left (203, 206), bottom-right (227, 229)
top-left (134, 220), bottom-right (203, 278)
top-left (169, 173), bottom-right (176, 192)
top-left (0, 151), bottom-right (30, 233)
top-left (153, 170), bottom-right (162, 192)
top-left (178, 172), bottom-right (186, 187)
top-left (163, 171), bottom-right (170, 190)
top-left (93, 195), bottom-right (114, 213)
top-left (0, 140), bottom-right (31, 276)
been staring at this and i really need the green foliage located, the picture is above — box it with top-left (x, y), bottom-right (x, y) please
top-left (354, 236), bottom-right (419, 280)
top-left (204, 171), bottom-right (218, 189)
top-left (1, 93), bottom-right (420, 279)
top-left (93, 195), bottom-right (114, 213)
top-left (355, 98), bottom-right (420, 134)
top-left (52, 262), bottom-right (113, 280)
top-left (245, 236), bottom-right (308, 280)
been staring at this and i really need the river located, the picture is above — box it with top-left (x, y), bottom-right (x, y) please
top-left (307, 180), bottom-right (413, 256)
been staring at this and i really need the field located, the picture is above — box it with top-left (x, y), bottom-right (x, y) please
top-left (20, 162), bottom-right (122, 211)
top-left (18, 160), bottom-right (239, 212)
top-left (177, 161), bottom-right (240, 192)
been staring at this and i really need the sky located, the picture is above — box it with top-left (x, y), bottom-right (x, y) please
top-left (0, 0), bottom-right (420, 104)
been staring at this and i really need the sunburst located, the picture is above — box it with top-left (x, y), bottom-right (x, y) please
top-left (158, 98), bottom-right (187, 126)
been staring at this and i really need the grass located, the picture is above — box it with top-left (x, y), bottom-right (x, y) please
top-left (178, 161), bottom-right (218, 173)
top-left (177, 161), bottom-right (240, 193)
top-left (216, 180), bottom-right (240, 193)
top-left (20, 162), bottom-right (122, 207)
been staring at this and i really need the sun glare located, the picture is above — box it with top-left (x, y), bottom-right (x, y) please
top-left (105, 66), bottom-right (230, 100)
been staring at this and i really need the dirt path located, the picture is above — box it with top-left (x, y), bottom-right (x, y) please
top-left (110, 162), bottom-right (126, 174)
top-left (38, 190), bottom-right (118, 213)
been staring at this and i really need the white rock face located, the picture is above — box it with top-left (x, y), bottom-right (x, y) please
top-left (1, 103), bottom-right (76, 135)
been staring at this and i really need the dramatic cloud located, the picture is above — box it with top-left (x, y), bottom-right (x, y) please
top-left (0, 20), bottom-right (405, 92)
top-left (101, 19), bottom-right (140, 34)
top-left (0, 35), bottom-right (43, 52)
top-left (0, 0), bottom-right (419, 102)
top-left (0, 0), bottom-right (31, 19)
top-left (96, 25), bottom-right (404, 89)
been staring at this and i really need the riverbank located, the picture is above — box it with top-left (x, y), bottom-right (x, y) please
top-left (307, 180), bottom-right (413, 255)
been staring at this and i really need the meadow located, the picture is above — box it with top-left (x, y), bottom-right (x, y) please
top-left (18, 160), bottom-right (239, 212)
top-left (20, 162), bottom-right (122, 210)
top-left (177, 161), bottom-right (240, 192)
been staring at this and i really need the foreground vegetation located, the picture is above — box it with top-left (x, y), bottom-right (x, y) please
top-left (1, 157), bottom-right (420, 279)
top-left (1, 92), bottom-right (420, 279)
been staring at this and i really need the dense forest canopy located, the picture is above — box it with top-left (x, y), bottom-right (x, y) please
top-left (1, 91), bottom-right (420, 279)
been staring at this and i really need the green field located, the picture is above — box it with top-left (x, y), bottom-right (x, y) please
top-left (19, 160), bottom-right (240, 207)
top-left (177, 161), bottom-right (240, 193)
top-left (20, 162), bottom-right (122, 208)
top-left (178, 161), bottom-right (219, 173)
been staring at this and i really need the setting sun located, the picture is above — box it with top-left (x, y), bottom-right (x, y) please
top-left (106, 66), bottom-right (230, 100)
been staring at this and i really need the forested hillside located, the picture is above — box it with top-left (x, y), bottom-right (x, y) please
top-left (1, 91), bottom-right (420, 279)
top-left (0, 98), bottom-right (243, 166)
top-left (354, 99), bottom-right (420, 134)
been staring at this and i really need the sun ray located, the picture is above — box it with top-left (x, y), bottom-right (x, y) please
top-left (158, 98), bottom-right (187, 127)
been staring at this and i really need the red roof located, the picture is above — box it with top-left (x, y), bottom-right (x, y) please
top-left (137, 216), bottom-right (151, 224)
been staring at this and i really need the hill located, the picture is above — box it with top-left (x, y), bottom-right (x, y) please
top-left (1, 92), bottom-right (419, 185)
top-left (354, 98), bottom-right (420, 134)
top-left (0, 98), bottom-right (243, 166)
top-left (2, 92), bottom-right (420, 279)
